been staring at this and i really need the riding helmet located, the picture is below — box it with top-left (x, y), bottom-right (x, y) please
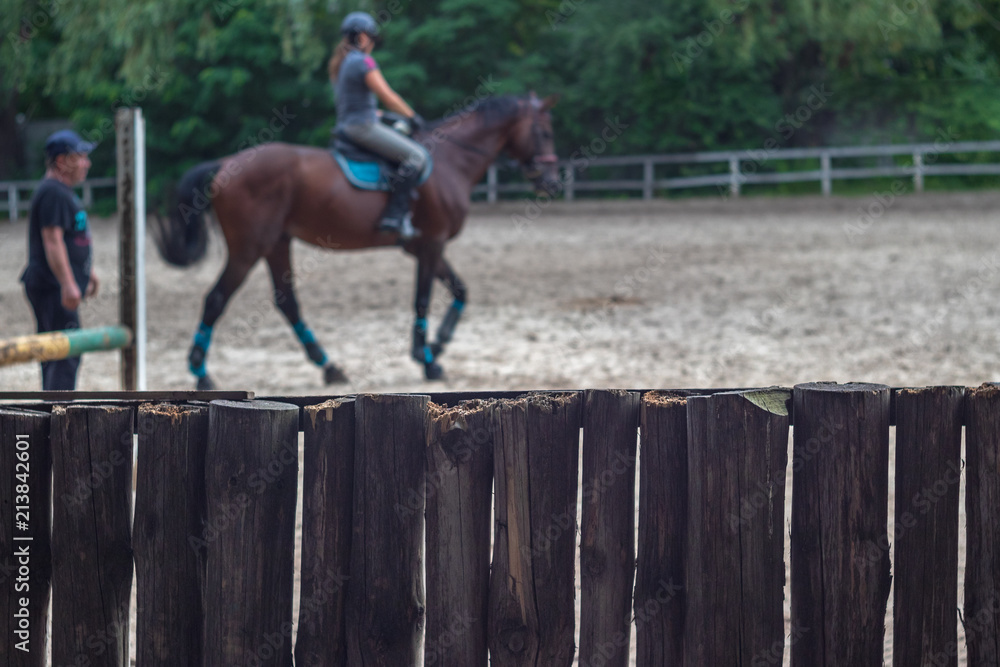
top-left (341, 11), bottom-right (379, 39)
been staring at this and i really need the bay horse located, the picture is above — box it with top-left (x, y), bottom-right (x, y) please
top-left (152, 93), bottom-right (561, 388)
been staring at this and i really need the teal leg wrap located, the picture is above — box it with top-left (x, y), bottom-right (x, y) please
top-left (189, 323), bottom-right (213, 378)
top-left (294, 321), bottom-right (328, 366)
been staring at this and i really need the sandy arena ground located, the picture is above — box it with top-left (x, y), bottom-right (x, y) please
top-left (2, 191), bottom-right (997, 664)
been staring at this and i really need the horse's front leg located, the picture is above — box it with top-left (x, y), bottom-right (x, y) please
top-left (429, 256), bottom-right (466, 359)
top-left (412, 244), bottom-right (444, 380)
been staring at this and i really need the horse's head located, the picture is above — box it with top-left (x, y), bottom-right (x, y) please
top-left (506, 93), bottom-right (562, 197)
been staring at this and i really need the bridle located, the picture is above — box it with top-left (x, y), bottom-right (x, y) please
top-left (522, 105), bottom-right (558, 182)
top-left (440, 99), bottom-right (559, 184)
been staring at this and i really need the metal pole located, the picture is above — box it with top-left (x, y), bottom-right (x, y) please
top-left (134, 108), bottom-right (147, 390)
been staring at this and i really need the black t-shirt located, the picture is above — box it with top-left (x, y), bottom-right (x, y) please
top-left (21, 178), bottom-right (92, 293)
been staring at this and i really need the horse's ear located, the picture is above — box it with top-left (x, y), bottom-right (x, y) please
top-left (541, 94), bottom-right (561, 111)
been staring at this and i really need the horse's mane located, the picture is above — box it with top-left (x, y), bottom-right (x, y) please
top-left (429, 95), bottom-right (523, 131)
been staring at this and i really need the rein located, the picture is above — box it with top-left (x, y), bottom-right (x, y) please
top-left (443, 134), bottom-right (492, 157)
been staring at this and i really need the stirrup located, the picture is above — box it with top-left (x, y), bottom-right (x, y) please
top-left (378, 212), bottom-right (419, 241)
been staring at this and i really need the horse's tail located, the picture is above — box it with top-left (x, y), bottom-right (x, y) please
top-left (152, 160), bottom-right (221, 267)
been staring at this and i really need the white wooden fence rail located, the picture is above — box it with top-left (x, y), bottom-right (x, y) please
top-left (4, 140), bottom-right (1000, 219)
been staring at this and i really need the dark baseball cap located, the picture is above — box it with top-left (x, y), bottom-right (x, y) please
top-left (44, 129), bottom-right (96, 158)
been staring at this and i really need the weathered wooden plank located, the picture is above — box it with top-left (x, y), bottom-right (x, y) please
top-left (965, 383), bottom-right (1000, 666)
top-left (202, 399), bottom-right (300, 667)
top-left (424, 400), bottom-right (494, 667)
top-left (683, 389), bottom-right (789, 666)
top-left (892, 387), bottom-right (963, 667)
top-left (635, 392), bottom-right (687, 667)
top-left (51, 404), bottom-right (135, 667)
top-left (0, 408), bottom-right (51, 667)
top-left (346, 394), bottom-right (430, 666)
top-left (579, 389), bottom-right (640, 667)
top-left (133, 403), bottom-right (209, 667)
top-left (488, 392), bottom-right (582, 667)
top-left (295, 398), bottom-right (355, 667)
top-left (790, 382), bottom-right (891, 667)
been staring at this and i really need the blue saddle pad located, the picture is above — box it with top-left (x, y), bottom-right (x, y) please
top-left (331, 150), bottom-right (433, 192)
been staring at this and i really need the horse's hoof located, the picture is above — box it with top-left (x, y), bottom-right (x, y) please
top-left (196, 375), bottom-right (216, 391)
top-left (429, 342), bottom-right (444, 358)
top-left (324, 363), bottom-right (350, 384)
top-left (424, 361), bottom-right (445, 381)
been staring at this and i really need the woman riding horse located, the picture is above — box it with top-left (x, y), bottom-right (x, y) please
top-left (330, 11), bottom-right (428, 240)
top-left (153, 92), bottom-right (561, 388)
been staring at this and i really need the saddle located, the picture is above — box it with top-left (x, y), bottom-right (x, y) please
top-left (330, 116), bottom-right (433, 192)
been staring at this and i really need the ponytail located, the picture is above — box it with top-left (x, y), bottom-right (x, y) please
top-left (328, 37), bottom-right (353, 82)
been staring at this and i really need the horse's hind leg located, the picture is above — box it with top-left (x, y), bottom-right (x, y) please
top-left (189, 256), bottom-right (255, 390)
top-left (265, 235), bottom-right (349, 384)
top-left (429, 256), bottom-right (466, 358)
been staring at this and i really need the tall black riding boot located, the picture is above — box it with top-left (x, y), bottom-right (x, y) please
top-left (378, 167), bottom-right (421, 240)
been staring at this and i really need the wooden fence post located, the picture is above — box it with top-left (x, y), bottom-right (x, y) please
top-left (790, 382), bottom-right (891, 667)
top-left (425, 400), bottom-right (494, 667)
top-left (965, 383), bottom-right (1000, 666)
top-left (893, 387), bottom-right (964, 667)
top-left (51, 405), bottom-right (135, 667)
top-left (635, 392), bottom-right (687, 666)
top-left (202, 399), bottom-right (299, 667)
top-left (133, 403), bottom-right (209, 667)
top-left (729, 156), bottom-right (741, 197)
top-left (7, 184), bottom-right (18, 222)
top-left (346, 394), bottom-right (430, 666)
top-left (1, 408), bottom-right (52, 667)
top-left (295, 399), bottom-right (356, 667)
top-left (487, 165), bottom-right (498, 204)
top-left (579, 389), bottom-right (639, 667)
top-left (642, 159), bottom-right (654, 200)
top-left (913, 152), bottom-right (925, 192)
top-left (684, 389), bottom-right (789, 667)
top-left (489, 392), bottom-right (582, 667)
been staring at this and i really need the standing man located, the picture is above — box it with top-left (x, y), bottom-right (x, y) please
top-left (19, 129), bottom-right (99, 390)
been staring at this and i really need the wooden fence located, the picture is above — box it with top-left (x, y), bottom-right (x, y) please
top-left (0, 177), bottom-right (115, 222)
top-left (0, 384), bottom-right (997, 666)
top-left (5, 139), bottom-right (1000, 220)
top-left (475, 139), bottom-right (1000, 202)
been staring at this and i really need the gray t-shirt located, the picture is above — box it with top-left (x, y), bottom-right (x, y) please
top-left (334, 49), bottom-right (379, 128)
